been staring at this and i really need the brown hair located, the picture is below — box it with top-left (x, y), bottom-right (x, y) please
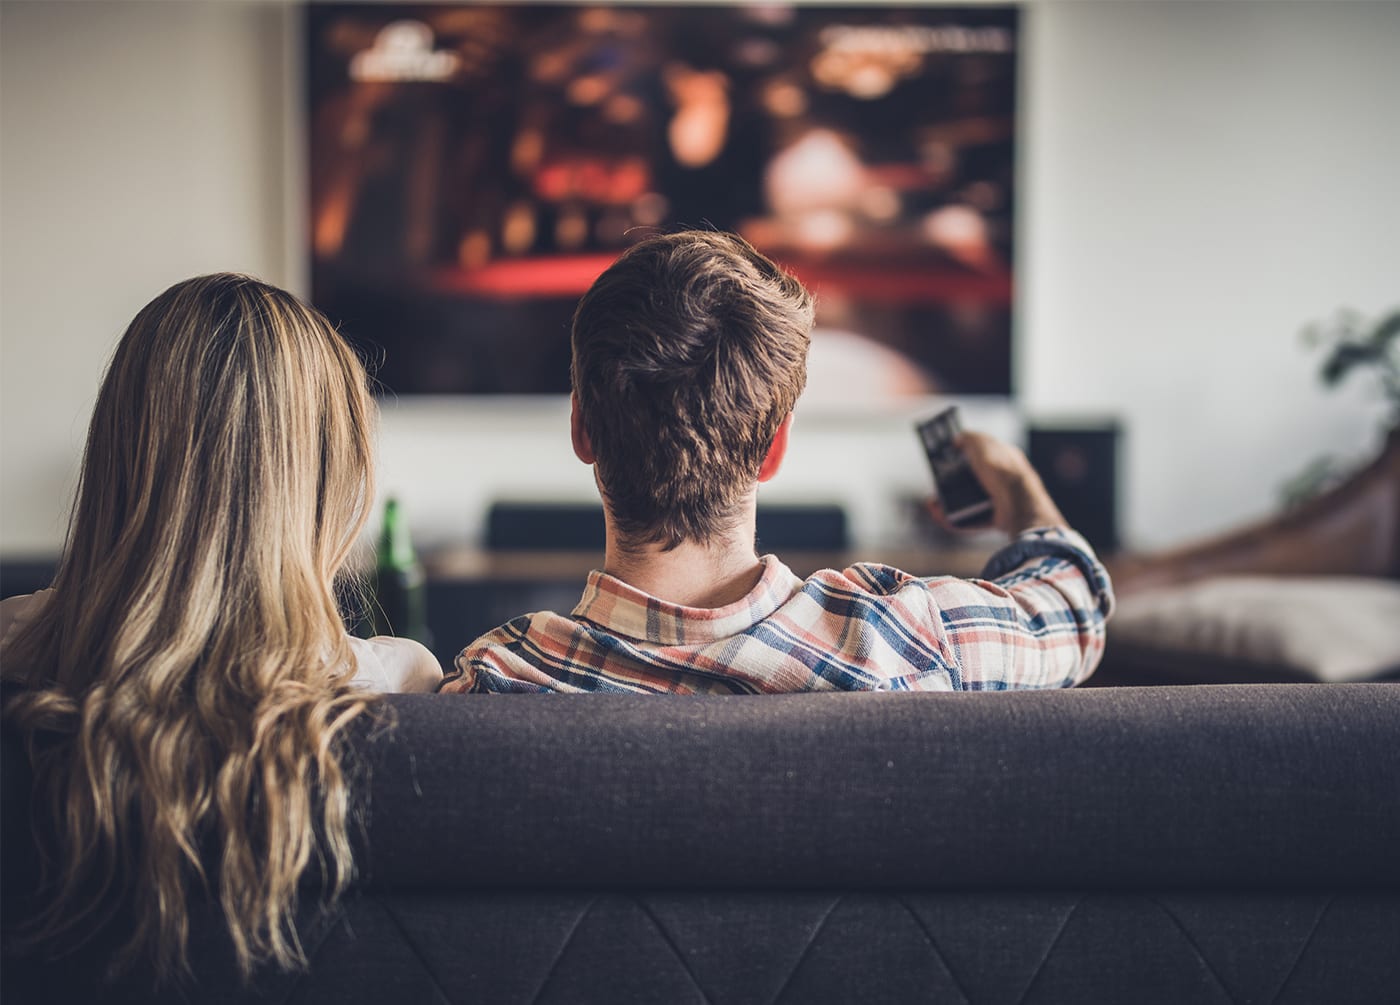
top-left (571, 230), bottom-right (813, 548)
top-left (2, 274), bottom-right (378, 982)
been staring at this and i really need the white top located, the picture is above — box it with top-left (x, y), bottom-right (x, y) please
top-left (0, 590), bottom-right (442, 693)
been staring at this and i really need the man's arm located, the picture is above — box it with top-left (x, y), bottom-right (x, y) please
top-left (919, 433), bottom-right (1113, 689)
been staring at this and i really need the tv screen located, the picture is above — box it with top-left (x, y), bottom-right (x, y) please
top-left (307, 4), bottom-right (1018, 400)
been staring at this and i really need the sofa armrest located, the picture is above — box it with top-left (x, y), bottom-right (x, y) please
top-left (1107, 428), bottom-right (1400, 595)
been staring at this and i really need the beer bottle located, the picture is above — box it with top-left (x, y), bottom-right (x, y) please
top-left (372, 497), bottom-right (430, 645)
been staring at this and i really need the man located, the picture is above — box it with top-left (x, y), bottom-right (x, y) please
top-left (440, 230), bottom-right (1113, 694)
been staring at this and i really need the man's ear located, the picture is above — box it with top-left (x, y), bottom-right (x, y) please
top-left (570, 394), bottom-right (596, 464)
top-left (757, 413), bottom-right (793, 483)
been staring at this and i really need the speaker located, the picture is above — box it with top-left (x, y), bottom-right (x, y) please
top-left (486, 502), bottom-right (606, 551)
top-left (485, 502), bottom-right (850, 552)
top-left (755, 505), bottom-right (848, 551)
top-left (1028, 423), bottom-right (1121, 554)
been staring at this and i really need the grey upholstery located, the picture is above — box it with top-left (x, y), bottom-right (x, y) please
top-left (5, 685), bottom-right (1399, 1003)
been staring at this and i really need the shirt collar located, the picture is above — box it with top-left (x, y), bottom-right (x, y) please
top-left (572, 554), bottom-right (801, 646)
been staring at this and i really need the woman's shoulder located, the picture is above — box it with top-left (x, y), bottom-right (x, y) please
top-left (0, 589), bottom-right (53, 654)
top-left (345, 635), bottom-right (443, 693)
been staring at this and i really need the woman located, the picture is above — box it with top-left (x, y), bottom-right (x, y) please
top-left (0, 273), bottom-right (440, 986)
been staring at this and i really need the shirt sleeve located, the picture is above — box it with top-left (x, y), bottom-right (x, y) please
top-left (912, 526), bottom-right (1115, 690)
top-left (439, 618), bottom-right (564, 694)
top-left (347, 636), bottom-right (444, 693)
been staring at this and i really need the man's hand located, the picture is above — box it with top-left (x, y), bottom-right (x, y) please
top-left (929, 431), bottom-right (1067, 537)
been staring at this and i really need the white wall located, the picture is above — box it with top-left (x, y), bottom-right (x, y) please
top-left (3, 0), bottom-right (1397, 558)
top-left (1020, 0), bottom-right (1399, 546)
top-left (0, 0), bottom-right (293, 553)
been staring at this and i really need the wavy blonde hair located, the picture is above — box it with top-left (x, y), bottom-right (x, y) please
top-left (3, 274), bottom-right (379, 982)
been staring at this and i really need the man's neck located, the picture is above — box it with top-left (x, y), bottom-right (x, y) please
top-left (602, 505), bottom-right (764, 609)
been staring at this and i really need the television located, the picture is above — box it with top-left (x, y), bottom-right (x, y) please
top-left (306, 4), bottom-right (1018, 401)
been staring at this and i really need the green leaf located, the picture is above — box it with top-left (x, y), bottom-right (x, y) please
top-left (1370, 310), bottom-right (1400, 351)
top-left (1322, 342), bottom-right (1377, 384)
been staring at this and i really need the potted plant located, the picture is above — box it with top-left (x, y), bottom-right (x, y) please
top-left (1280, 307), bottom-right (1399, 507)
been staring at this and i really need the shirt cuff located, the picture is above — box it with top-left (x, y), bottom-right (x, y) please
top-left (980, 526), bottom-right (1115, 616)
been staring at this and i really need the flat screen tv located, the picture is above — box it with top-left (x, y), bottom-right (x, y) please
top-left (306, 4), bottom-right (1018, 401)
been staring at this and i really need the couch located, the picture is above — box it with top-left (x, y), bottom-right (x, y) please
top-left (5, 685), bottom-right (1398, 1004)
top-left (1096, 428), bottom-right (1400, 686)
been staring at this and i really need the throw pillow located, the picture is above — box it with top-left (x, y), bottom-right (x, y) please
top-left (1108, 576), bottom-right (1400, 684)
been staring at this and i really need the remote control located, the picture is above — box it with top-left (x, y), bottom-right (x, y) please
top-left (915, 407), bottom-right (994, 527)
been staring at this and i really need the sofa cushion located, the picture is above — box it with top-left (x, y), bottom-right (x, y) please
top-left (1108, 576), bottom-right (1400, 683)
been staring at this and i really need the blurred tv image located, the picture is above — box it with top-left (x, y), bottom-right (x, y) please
top-left (307, 4), bottom-right (1018, 400)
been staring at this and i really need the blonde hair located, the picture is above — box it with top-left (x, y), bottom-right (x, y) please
top-left (571, 230), bottom-right (813, 549)
top-left (3, 274), bottom-right (379, 982)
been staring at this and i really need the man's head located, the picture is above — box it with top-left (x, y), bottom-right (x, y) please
top-left (571, 230), bottom-right (814, 550)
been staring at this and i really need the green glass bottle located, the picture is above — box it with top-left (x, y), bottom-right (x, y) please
top-left (372, 497), bottom-right (430, 645)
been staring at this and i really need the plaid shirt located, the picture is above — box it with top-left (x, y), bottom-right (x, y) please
top-left (440, 527), bottom-right (1114, 694)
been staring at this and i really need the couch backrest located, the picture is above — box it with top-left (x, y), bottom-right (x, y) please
top-left (5, 684), bottom-right (1398, 1003)
top-left (362, 685), bottom-right (1400, 892)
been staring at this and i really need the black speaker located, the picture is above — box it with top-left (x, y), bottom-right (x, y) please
top-left (755, 505), bottom-right (848, 551)
top-left (485, 501), bottom-right (849, 552)
top-left (486, 502), bottom-right (606, 551)
top-left (1028, 424), bottom-right (1121, 554)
